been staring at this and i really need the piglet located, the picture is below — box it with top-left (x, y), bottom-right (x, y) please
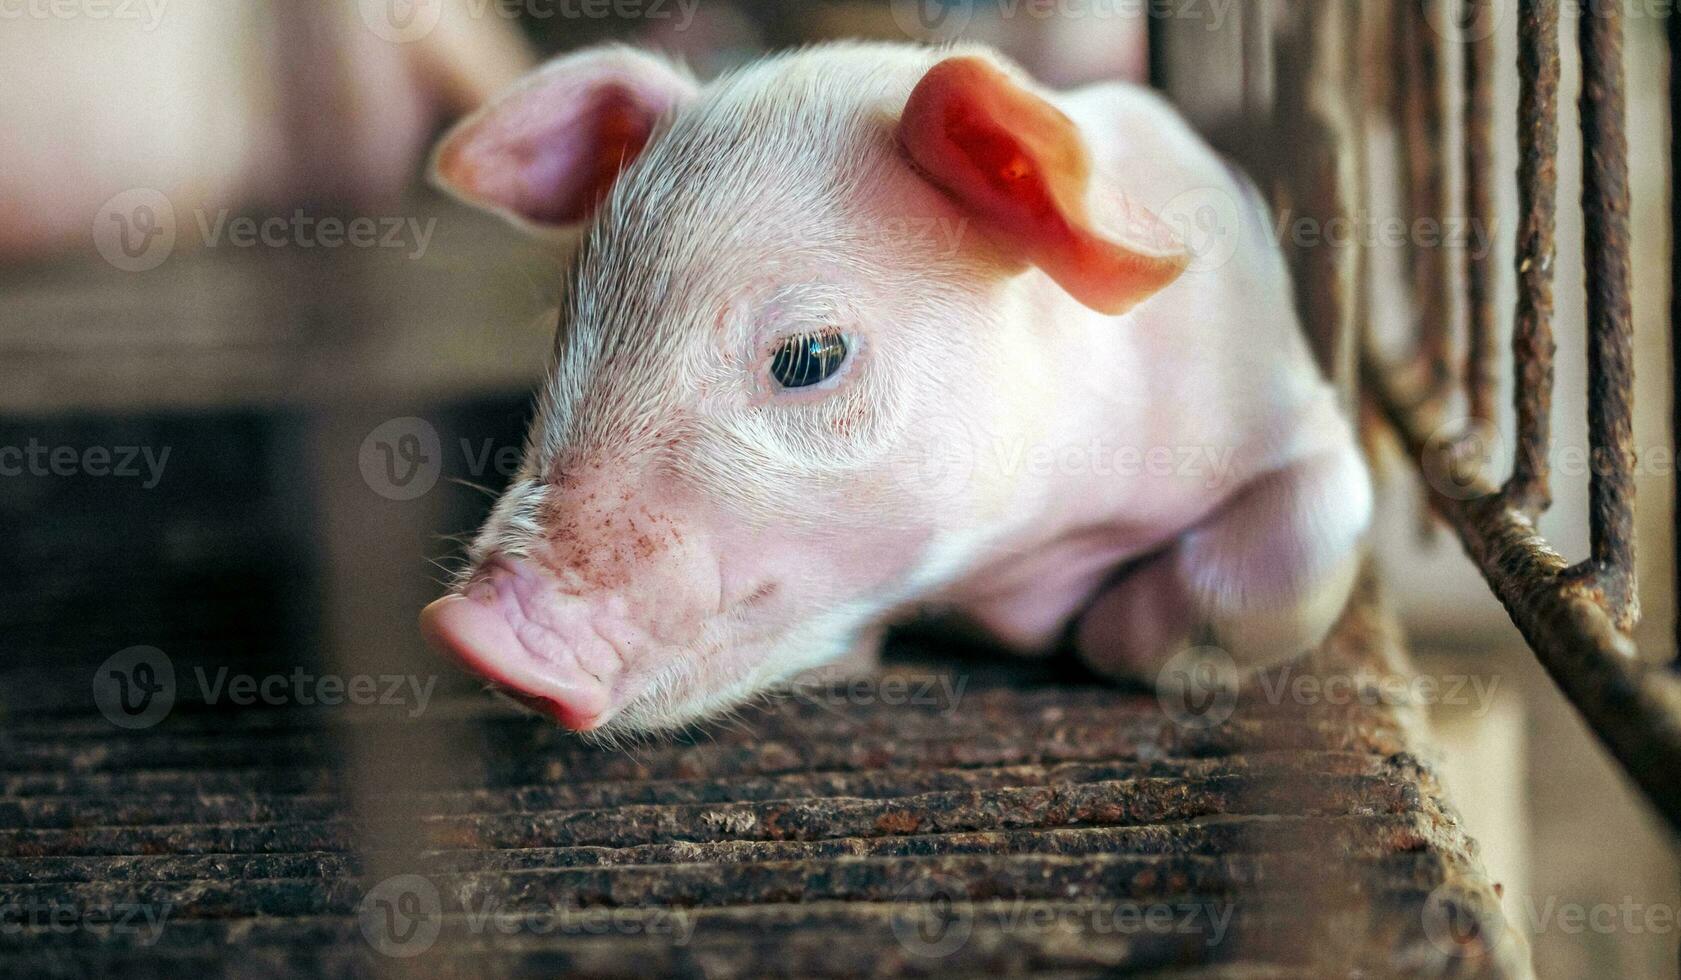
top-left (420, 43), bottom-right (1372, 736)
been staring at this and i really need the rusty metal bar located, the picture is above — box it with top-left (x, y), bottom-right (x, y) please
top-left (1367, 365), bottom-right (1681, 834)
top-left (1574, 0), bottom-right (1639, 630)
top-left (1671, 0), bottom-right (1680, 667)
top-left (1463, 0), bottom-right (1498, 427)
top-left (1502, 0), bottom-right (1560, 514)
top-left (1365, 0), bottom-right (1675, 832)
top-left (1271, 1), bottom-right (1353, 389)
top-left (1399, 0), bottom-right (1455, 403)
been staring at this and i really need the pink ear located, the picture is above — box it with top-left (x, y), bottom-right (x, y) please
top-left (898, 57), bottom-right (1188, 315)
top-left (432, 47), bottom-right (698, 228)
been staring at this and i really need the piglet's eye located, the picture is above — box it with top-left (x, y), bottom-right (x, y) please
top-left (769, 329), bottom-right (849, 389)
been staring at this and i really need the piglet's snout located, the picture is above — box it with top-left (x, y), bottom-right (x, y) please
top-left (420, 557), bottom-right (622, 731)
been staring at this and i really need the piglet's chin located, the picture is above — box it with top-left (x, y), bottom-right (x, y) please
top-left (419, 562), bottom-right (619, 732)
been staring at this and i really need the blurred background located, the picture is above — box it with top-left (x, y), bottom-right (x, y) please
top-left (0, 2), bottom-right (1674, 976)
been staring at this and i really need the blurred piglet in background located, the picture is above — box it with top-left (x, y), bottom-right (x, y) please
top-left (419, 42), bottom-right (1372, 738)
top-left (0, 0), bottom-right (533, 260)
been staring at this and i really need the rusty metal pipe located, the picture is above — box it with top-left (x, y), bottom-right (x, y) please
top-left (1399, 0), bottom-right (1456, 407)
top-left (1463, 0), bottom-right (1498, 429)
top-left (1368, 360), bottom-right (1681, 835)
top-left (1503, 0), bottom-right (1560, 515)
top-left (1671, 0), bottom-right (1681, 666)
top-left (1574, 0), bottom-right (1639, 630)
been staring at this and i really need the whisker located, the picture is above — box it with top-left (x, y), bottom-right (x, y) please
top-left (446, 477), bottom-right (501, 499)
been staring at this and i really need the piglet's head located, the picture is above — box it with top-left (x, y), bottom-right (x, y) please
top-left (421, 45), bottom-right (1187, 737)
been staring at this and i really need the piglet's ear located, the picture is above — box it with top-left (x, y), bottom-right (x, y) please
top-left (898, 57), bottom-right (1188, 315)
top-left (431, 46), bottom-right (698, 229)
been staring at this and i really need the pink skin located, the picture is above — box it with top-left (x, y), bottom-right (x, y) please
top-left (422, 559), bottom-right (616, 730)
top-left (422, 43), bottom-right (1371, 735)
top-left (422, 456), bottom-right (931, 732)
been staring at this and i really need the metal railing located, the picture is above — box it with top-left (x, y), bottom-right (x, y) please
top-left (1362, 0), bottom-right (1681, 834)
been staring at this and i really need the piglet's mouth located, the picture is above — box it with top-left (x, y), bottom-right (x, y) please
top-left (419, 558), bottom-right (622, 731)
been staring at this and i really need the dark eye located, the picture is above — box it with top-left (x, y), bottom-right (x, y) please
top-left (769, 329), bottom-right (849, 389)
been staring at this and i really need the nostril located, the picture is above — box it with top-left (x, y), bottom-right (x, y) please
top-left (463, 576), bottom-right (499, 603)
top-left (467, 555), bottom-right (544, 593)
